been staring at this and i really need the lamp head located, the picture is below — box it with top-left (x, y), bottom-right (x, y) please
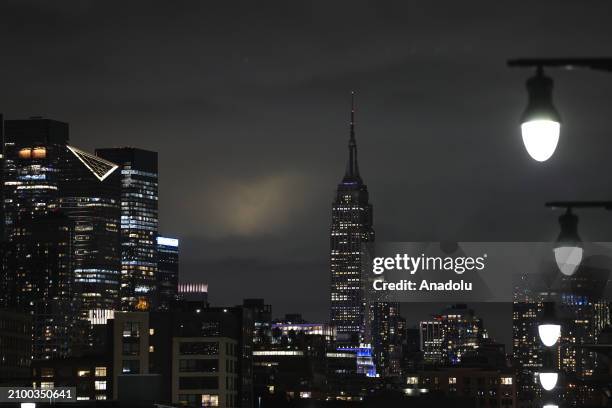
top-left (539, 371), bottom-right (558, 391)
top-left (520, 67), bottom-right (561, 162)
top-left (538, 323), bottom-right (561, 347)
top-left (554, 208), bottom-right (583, 276)
top-left (538, 302), bottom-right (560, 347)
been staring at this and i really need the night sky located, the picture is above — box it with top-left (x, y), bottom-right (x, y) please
top-left (2, 1), bottom-right (612, 347)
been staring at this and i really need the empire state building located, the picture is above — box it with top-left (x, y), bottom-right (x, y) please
top-left (329, 94), bottom-right (374, 344)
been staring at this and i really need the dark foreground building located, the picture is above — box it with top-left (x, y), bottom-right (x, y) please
top-left (0, 309), bottom-right (31, 384)
top-left (31, 304), bottom-right (254, 407)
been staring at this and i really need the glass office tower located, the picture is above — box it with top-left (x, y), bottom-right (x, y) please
top-left (60, 145), bottom-right (121, 315)
top-left (96, 147), bottom-right (158, 311)
top-left (1, 117), bottom-right (121, 358)
top-left (156, 236), bottom-right (179, 311)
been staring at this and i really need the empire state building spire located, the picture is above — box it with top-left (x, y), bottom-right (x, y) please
top-left (344, 92), bottom-right (362, 184)
top-left (330, 92), bottom-right (374, 347)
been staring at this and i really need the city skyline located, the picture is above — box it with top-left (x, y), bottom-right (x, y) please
top-left (2, 0), bottom-right (612, 343)
top-left (3, 2), bottom-right (612, 407)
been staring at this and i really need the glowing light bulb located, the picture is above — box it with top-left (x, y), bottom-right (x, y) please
top-left (521, 120), bottom-right (560, 162)
top-left (539, 372), bottom-right (558, 391)
top-left (538, 323), bottom-right (561, 347)
top-left (519, 68), bottom-right (561, 162)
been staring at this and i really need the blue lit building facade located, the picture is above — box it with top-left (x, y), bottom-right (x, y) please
top-left (337, 344), bottom-right (377, 378)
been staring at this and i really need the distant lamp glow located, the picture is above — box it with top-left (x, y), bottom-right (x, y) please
top-left (520, 67), bottom-right (561, 162)
top-left (554, 209), bottom-right (582, 276)
top-left (543, 405), bottom-right (559, 408)
top-left (538, 324), bottom-right (561, 347)
top-left (539, 302), bottom-right (561, 347)
top-left (554, 246), bottom-right (583, 276)
top-left (539, 372), bottom-right (558, 391)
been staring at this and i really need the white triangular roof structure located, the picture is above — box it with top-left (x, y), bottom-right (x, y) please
top-left (67, 145), bottom-right (119, 181)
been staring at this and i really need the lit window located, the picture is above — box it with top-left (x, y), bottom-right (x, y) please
top-left (77, 370), bottom-right (90, 377)
top-left (149, 328), bottom-right (155, 335)
top-left (41, 368), bottom-right (54, 378)
top-left (123, 321), bottom-right (140, 337)
top-left (201, 394), bottom-right (219, 407)
top-left (501, 377), bottom-right (513, 385)
top-left (96, 395), bottom-right (107, 400)
top-left (122, 360), bottom-right (140, 374)
top-left (449, 377), bottom-right (457, 384)
top-left (407, 377), bottom-right (418, 385)
top-left (40, 382), bottom-right (54, 389)
top-left (95, 381), bottom-right (107, 390)
top-left (149, 345), bottom-right (155, 352)
top-left (95, 367), bottom-right (107, 377)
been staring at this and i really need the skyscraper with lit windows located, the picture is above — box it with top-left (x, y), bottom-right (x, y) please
top-left (420, 304), bottom-right (488, 366)
top-left (2, 118), bottom-right (73, 317)
top-left (2, 118), bottom-right (68, 241)
top-left (59, 145), bottom-right (121, 315)
top-left (96, 147), bottom-right (158, 311)
top-left (7, 212), bottom-right (75, 359)
top-left (156, 235), bottom-right (179, 311)
top-left (1, 117), bottom-right (121, 357)
top-left (329, 95), bottom-right (374, 344)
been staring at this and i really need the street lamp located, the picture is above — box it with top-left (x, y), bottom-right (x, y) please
top-left (553, 208), bottom-right (582, 277)
top-left (546, 201), bottom-right (612, 276)
top-left (539, 345), bottom-right (559, 392)
top-left (538, 324), bottom-right (561, 348)
top-left (520, 67), bottom-right (561, 162)
top-left (539, 371), bottom-right (558, 391)
top-left (538, 302), bottom-right (560, 347)
top-left (508, 57), bottom-right (612, 162)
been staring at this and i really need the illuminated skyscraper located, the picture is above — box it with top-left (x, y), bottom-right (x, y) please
top-left (2, 118), bottom-right (68, 240)
top-left (156, 236), bottom-right (179, 311)
top-left (419, 304), bottom-right (488, 366)
top-left (7, 212), bottom-right (76, 359)
top-left (329, 95), bottom-right (374, 344)
top-left (60, 145), bottom-right (121, 315)
top-left (370, 302), bottom-right (405, 377)
top-left (1, 117), bottom-right (121, 357)
top-left (96, 148), bottom-right (158, 310)
top-left (1, 119), bottom-right (78, 359)
top-left (512, 300), bottom-right (544, 401)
